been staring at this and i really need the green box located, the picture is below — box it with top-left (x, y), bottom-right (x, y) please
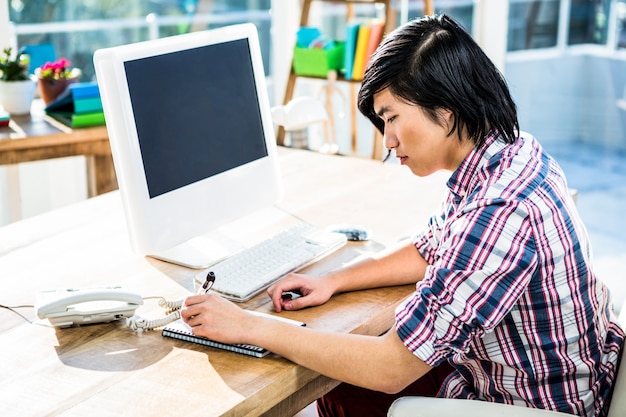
top-left (293, 41), bottom-right (345, 78)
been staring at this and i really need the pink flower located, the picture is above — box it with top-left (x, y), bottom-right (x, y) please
top-left (37, 57), bottom-right (80, 80)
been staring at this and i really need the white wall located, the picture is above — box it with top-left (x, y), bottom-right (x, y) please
top-left (0, 159), bottom-right (88, 226)
top-left (507, 48), bottom-right (626, 149)
top-left (473, 0), bottom-right (509, 72)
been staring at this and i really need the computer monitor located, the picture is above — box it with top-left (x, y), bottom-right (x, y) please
top-left (93, 24), bottom-right (283, 268)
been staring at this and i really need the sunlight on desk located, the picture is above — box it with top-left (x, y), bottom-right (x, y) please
top-left (0, 148), bottom-right (449, 417)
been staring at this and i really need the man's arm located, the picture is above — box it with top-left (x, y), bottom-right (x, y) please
top-left (182, 293), bottom-right (433, 393)
top-left (268, 241), bottom-right (429, 311)
top-left (258, 321), bottom-right (433, 393)
top-left (329, 241), bottom-right (430, 293)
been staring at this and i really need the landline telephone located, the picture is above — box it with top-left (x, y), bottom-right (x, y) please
top-left (36, 285), bottom-right (194, 330)
top-left (34, 284), bottom-right (306, 357)
top-left (35, 286), bottom-right (145, 328)
top-left (36, 277), bottom-right (213, 330)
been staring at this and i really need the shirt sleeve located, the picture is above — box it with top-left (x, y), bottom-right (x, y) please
top-left (397, 199), bottom-right (539, 366)
top-left (413, 197), bottom-right (451, 265)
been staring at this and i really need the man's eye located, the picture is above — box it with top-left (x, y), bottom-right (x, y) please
top-left (386, 116), bottom-right (396, 124)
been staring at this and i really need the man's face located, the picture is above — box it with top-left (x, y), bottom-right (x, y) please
top-left (373, 88), bottom-right (471, 176)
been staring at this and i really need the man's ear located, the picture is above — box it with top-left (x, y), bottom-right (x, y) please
top-left (442, 108), bottom-right (454, 123)
top-left (437, 107), bottom-right (455, 130)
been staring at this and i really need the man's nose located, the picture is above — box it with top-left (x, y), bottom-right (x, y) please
top-left (383, 130), bottom-right (397, 150)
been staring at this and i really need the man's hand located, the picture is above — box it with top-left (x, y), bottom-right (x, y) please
top-left (267, 273), bottom-right (335, 312)
top-left (181, 294), bottom-right (254, 344)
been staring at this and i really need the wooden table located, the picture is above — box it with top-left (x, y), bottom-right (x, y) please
top-left (0, 147), bottom-right (448, 417)
top-left (0, 101), bottom-right (117, 197)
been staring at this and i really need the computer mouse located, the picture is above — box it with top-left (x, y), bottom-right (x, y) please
top-left (327, 224), bottom-right (371, 241)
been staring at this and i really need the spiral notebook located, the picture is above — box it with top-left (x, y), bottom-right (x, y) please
top-left (162, 311), bottom-right (305, 358)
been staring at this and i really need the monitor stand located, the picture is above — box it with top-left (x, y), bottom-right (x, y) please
top-left (148, 235), bottom-right (242, 269)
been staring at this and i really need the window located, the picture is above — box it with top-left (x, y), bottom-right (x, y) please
top-left (568, 0), bottom-right (611, 45)
top-left (401, 0), bottom-right (474, 32)
top-left (9, 0), bottom-right (272, 81)
top-left (508, 0), bottom-right (560, 51)
top-left (616, 0), bottom-right (626, 48)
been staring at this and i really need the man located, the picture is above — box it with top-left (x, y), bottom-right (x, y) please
top-left (182, 14), bottom-right (624, 417)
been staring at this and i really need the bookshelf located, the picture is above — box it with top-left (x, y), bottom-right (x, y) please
top-left (277, 0), bottom-right (396, 159)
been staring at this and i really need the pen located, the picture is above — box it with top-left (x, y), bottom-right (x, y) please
top-left (198, 271), bottom-right (216, 294)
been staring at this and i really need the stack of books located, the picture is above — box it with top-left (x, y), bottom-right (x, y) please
top-left (0, 111), bottom-right (9, 127)
top-left (45, 81), bottom-right (105, 128)
top-left (344, 18), bottom-right (384, 81)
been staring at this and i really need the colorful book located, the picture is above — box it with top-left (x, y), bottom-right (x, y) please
top-left (344, 20), bottom-right (361, 81)
top-left (47, 110), bottom-right (105, 128)
top-left (73, 96), bottom-right (103, 114)
top-left (66, 81), bottom-right (100, 100)
top-left (362, 19), bottom-right (385, 77)
top-left (45, 81), bottom-right (104, 127)
top-left (351, 22), bottom-right (372, 81)
top-left (45, 81), bottom-right (101, 114)
top-left (0, 111), bottom-right (9, 127)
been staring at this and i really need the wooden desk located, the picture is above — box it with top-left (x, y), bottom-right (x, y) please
top-left (0, 102), bottom-right (117, 197)
top-left (0, 148), bottom-right (448, 417)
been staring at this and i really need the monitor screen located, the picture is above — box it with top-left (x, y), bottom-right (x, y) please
top-left (94, 24), bottom-right (283, 268)
top-left (124, 39), bottom-right (268, 199)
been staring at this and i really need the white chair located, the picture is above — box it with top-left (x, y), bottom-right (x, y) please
top-left (388, 307), bottom-right (626, 417)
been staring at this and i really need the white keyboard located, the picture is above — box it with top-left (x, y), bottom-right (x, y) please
top-left (194, 222), bottom-right (347, 302)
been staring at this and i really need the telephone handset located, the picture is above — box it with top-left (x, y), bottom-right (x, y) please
top-left (36, 274), bottom-right (214, 329)
top-left (36, 286), bottom-right (144, 328)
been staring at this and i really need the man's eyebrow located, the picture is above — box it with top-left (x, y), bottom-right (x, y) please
top-left (376, 105), bottom-right (391, 118)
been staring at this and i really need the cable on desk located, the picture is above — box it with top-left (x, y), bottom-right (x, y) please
top-left (2, 296), bottom-right (184, 330)
top-left (0, 303), bottom-right (34, 324)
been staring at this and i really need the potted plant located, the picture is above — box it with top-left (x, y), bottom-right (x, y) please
top-left (0, 47), bottom-right (36, 115)
top-left (35, 57), bottom-right (81, 105)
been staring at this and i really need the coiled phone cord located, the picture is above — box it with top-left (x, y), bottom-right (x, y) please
top-left (126, 272), bottom-right (215, 332)
top-left (126, 296), bottom-right (184, 332)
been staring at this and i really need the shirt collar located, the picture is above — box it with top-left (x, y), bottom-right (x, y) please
top-left (446, 131), bottom-right (508, 200)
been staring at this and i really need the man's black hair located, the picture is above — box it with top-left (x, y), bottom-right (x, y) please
top-left (358, 14), bottom-right (519, 146)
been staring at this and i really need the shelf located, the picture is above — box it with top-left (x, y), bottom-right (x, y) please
top-left (277, 0), bottom-right (394, 159)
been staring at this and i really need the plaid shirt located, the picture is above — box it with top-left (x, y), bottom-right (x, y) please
top-left (395, 132), bottom-right (624, 416)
